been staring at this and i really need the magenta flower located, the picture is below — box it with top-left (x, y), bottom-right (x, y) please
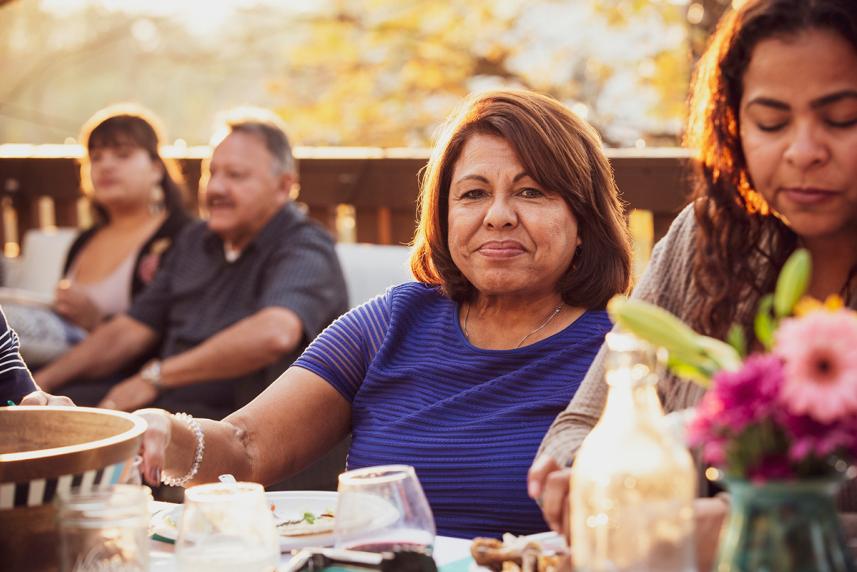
top-left (709, 354), bottom-right (784, 433)
top-left (775, 311), bottom-right (857, 424)
top-left (687, 392), bottom-right (723, 445)
top-left (688, 392), bottom-right (730, 465)
top-left (782, 413), bottom-right (856, 463)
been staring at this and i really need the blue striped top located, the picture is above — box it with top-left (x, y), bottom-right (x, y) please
top-left (294, 282), bottom-right (611, 538)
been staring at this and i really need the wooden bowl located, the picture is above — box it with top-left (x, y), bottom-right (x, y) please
top-left (0, 406), bottom-right (147, 572)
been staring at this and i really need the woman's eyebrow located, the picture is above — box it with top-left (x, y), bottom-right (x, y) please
top-left (453, 172), bottom-right (529, 185)
top-left (811, 89), bottom-right (857, 109)
top-left (745, 97), bottom-right (790, 111)
top-left (453, 174), bottom-right (489, 185)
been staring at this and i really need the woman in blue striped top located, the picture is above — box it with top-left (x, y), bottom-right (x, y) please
top-left (137, 89), bottom-right (633, 539)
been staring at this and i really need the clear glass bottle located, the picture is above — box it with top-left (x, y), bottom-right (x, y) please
top-left (571, 331), bottom-right (697, 572)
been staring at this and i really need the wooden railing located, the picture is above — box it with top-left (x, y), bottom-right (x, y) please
top-left (0, 145), bottom-right (694, 257)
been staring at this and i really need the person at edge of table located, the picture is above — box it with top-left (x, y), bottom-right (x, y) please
top-left (0, 305), bottom-right (71, 406)
top-left (132, 89), bottom-right (633, 539)
top-left (528, 0), bottom-right (857, 568)
top-left (34, 107), bottom-right (349, 420)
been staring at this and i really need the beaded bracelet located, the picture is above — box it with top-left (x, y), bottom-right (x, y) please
top-left (161, 412), bottom-right (205, 487)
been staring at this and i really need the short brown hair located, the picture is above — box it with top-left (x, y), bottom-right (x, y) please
top-left (212, 106), bottom-right (296, 177)
top-left (410, 89), bottom-right (631, 309)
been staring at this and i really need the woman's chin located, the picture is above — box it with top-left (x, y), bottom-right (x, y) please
top-left (468, 277), bottom-right (548, 298)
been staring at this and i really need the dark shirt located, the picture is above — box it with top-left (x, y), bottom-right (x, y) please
top-left (0, 306), bottom-right (37, 403)
top-left (128, 204), bottom-right (348, 418)
top-left (63, 207), bottom-right (192, 300)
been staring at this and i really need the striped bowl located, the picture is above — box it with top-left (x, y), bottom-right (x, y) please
top-left (0, 405), bottom-right (147, 572)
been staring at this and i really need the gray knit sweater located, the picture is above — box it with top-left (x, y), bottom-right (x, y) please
top-left (538, 203), bottom-right (856, 511)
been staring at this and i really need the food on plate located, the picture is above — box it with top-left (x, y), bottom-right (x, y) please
top-left (274, 508), bottom-right (336, 537)
top-left (471, 534), bottom-right (571, 572)
top-left (154, 506), bottom-right (336, 540)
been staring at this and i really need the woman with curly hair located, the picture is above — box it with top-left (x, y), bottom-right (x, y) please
top-left (529, 0), bottom-right (857, 558)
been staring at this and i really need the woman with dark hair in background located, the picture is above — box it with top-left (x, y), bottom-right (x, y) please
top-left (58, 104), bottom-right (191, 332)
top-left (6, 104), bottom-right (191, 365)
top-left (529, 0), bottom-right (857, 564)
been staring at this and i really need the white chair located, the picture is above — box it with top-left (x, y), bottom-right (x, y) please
top-left (2, 227), bottom-right (78, 298)
top-left (335, 243), bottom-right (414, 308)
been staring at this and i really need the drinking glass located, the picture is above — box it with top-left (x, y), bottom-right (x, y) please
top-left (56, 484), bottom-right (151, 572)
top-left (175, 481), bottom-right (279, 572)
top-left (334, 465), bottom-right (436, 555)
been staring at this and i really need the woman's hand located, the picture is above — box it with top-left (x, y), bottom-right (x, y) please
top-left (133, 408), bottom-right (173, 486)
top-left (19, 390), bottom-right (75, 406)
top-left (54, 280), bottom-right (103, 331)
top-left (528, 454), bottom-right (572, 537)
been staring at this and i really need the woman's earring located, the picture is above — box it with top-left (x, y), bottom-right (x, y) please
top-left (150, 184), bottom-right (165, 215)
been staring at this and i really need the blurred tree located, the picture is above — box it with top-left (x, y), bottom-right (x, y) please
top-left (0, 2), bottom-right (304, 144)
top-left (0, 0), bottom-right (727, 147)
top-left (272, 0), bottom-right (693, 147)
top-left (686, 0), bottom-right (731, 60)
top-left (270, 1), bottom-right (525, 147)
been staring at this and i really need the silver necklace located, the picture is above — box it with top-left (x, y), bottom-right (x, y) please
top-left (463, 302), bottom-right (565, 349)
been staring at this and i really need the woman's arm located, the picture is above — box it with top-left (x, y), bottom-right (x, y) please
top-left (138, 366), bottom-right (351, 487)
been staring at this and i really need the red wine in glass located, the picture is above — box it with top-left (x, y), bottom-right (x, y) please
top-left (345, 541), bottom-right (431, 554)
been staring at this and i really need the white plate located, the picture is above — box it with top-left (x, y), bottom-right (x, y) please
top-left (151, 490), bottom-right (341, 552)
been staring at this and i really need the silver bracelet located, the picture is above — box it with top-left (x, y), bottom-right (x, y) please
top-left (161, 412), bottom-right (205, 487)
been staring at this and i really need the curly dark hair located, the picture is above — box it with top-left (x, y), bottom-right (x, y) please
top-left (685, 0), bottom-right (857, 338)
top-left (410, 89), bottom-right (632, 309)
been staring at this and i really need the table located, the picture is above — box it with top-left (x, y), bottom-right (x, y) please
top-left (148, 502), bottom-right (476, 572)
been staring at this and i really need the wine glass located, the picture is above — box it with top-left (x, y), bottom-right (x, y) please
top-left (334, 465), bottom-right (436, 555)
top-left (175, 481), bottom-right (279, 572)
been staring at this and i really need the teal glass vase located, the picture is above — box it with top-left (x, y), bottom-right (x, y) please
top-left (715, 477), bottom-right (855, 571)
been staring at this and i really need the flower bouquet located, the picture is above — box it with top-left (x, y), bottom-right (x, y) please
top-left (608, 249), bottom-right (857, 571)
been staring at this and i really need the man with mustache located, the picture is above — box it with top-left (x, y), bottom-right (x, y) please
top-left (36, 108), bottom-right (348, 419)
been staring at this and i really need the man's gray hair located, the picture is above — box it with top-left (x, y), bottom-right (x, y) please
top-left (211, 107), bottom-right (296, 176)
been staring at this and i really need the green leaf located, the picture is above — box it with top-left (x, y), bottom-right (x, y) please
top-left (696, 335), bottom-right (743, 372)
top-left (774, 249), bottom-right (811, 317)
top-left (608, 297), bottom-right (708, 361)
top-left (303, 512), bottom-right (316, 524)
top-left (666, 357), bottom-right (712, 388)
top-left (726, 324), bottom-right (747, 358)
top-left (754, 294), bottom-right (776, 351)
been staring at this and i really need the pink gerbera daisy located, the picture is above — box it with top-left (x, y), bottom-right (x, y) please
top-left (775, 310), bottom-right (857, 424)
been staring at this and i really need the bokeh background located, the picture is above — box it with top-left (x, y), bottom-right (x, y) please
top-left (1, 0), bottom-right (732, 148)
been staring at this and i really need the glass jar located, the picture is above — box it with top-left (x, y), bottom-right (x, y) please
top-left (56, 484), bottom-right (151, 572)
top-left (715, 477), bottom-right (855, 572)
top-left (571, 331), bottom-right (697, 572)
top-left (175, 481), bottom-right (279, 572)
